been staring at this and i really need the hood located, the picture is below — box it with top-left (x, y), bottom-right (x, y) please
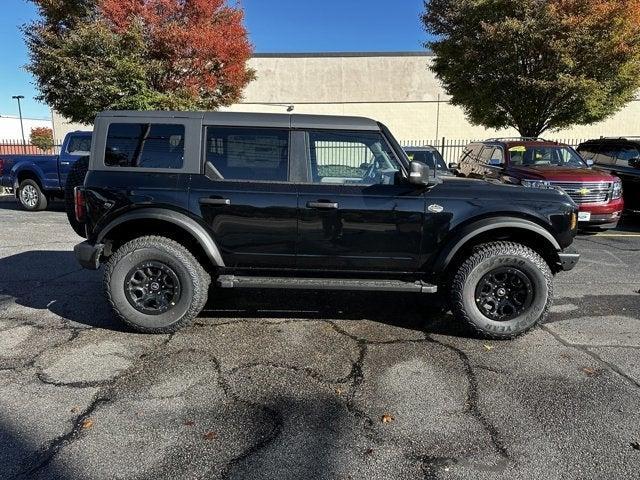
top-left (507, 165), bottom-right (618, 182)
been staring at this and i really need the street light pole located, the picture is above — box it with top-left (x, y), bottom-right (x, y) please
top-left (12, 95), bottom-right (26, 154)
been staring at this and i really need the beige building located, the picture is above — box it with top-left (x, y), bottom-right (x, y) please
top-left (53, 51), bottom-right (640, 144)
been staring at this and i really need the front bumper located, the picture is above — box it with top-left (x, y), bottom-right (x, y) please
top-left (74, 241), bottom-right (104, 270)
top-left (558, 246), bottom-right (580, 272)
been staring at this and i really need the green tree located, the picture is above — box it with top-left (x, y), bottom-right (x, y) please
top-left (24, 0), bottom-right (255, 124)
top-left (422, 0), bottom-right (640, 137)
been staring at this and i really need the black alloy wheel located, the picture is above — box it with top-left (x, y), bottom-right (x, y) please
top-left (474, 267), bottom-right (534, 321)
top-left (124, 261), bottom-right (182, 315)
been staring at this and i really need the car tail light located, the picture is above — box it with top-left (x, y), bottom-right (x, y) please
top-left (74, 187), bottom-right (86, 223)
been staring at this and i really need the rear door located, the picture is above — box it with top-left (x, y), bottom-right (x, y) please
top-left (189, 125), bottom-right (298, 269)
top-left (296, 129), bottom-right (426, 272)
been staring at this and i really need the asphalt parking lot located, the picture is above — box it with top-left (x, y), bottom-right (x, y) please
top-left (1, 197), bottom-right (639, 480)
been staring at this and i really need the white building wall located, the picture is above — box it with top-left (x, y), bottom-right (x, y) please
top-left (52, 52), bottom-right (640, 143)
top-left (0, 116), bottom-right (53, 141)
top-left (221, 52), bottom-right (640, 143)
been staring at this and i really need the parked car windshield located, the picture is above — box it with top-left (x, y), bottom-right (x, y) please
top-left (405, 149), bottom-right (448, 171)
top-left (508, 145), bottom-right (586, 168)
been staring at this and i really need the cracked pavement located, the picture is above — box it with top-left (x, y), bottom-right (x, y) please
top-left (1, 197), bottom-right (639, 479)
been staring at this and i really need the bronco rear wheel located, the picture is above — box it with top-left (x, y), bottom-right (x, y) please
top-left (449, 241), bottom-right (552, 339)
top-left (104, 236), bottom-right (210, 333)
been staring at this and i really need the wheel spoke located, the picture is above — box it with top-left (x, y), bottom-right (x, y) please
top-left (124, 261), bottom-right (181, 316)
top-left (475, 267), bottom-right (534, 322)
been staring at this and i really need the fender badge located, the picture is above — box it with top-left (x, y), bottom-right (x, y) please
top-left (428, 204), bottom-right (444, 213)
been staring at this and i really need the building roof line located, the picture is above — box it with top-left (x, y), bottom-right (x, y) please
top-left (252, 51), bottom-right (434, 58)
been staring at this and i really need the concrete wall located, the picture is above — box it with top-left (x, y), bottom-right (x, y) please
top-left (222, 52), bottom-right (640, 143)
top-left (51, 110), bottom-right (90, 141)
top-left (52, 52), bottom-right (640, 143)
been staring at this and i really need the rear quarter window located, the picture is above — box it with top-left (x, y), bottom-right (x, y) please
top-left (104, 123), bottom-right (185, 169)
top-left (205, 127), bottom-right (290, 182)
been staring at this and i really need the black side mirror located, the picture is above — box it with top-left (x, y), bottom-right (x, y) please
top-left (630, 157), bottom-right (640, 169)
top-left (409, 160), bottom-right (432, 186)
top-left (448, 162), bottom-right (459, 170)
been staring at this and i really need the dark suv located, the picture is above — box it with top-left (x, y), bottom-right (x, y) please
top-left (577, 138), bottom-right (640, 214)
top-left (73, 111), bottom-right (579, 339)
top-left (456, 139), bottom-right (624, 229)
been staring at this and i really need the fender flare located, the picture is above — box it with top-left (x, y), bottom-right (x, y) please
top-left (97, 208), bottom-right (225, 267)
top-left (432, 217), bottom-right (561, 275)
top-left (12, 163), bottom-right (47, 190)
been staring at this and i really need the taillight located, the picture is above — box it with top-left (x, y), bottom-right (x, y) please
top-left (74, 187), bottom-right (86, 223)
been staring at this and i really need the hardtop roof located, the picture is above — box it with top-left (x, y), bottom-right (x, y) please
top-left (96, 111), bottom-right (381, 131)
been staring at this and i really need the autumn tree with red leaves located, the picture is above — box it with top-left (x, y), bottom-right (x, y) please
top-left (24, 0), bottom-right (255, 124)
top-left (30, 126), bottom-right (55, 151)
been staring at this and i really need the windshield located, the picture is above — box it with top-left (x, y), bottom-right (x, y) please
top-left (405, 149), bottom-right (448, 170)
top-left (508, 145), bottom-right (586, 168)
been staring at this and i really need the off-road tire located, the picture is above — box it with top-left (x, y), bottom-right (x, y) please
top-left (17, 179), bottom-right (48, 211)
top-left (64, 157), bottom-right (89, 237)
top-left (104, 236), bottom-right (210, 333)
top-left (449, 241), bottom-right (553, 339)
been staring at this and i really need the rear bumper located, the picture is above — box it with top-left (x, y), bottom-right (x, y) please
top-left (558, 246), bottom-right (580, 272)
top-left (74, 241), bottom-right (104, 270)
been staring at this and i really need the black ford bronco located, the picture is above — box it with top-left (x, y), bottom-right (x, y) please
top-left (73, 111), bottom-right (580, 338)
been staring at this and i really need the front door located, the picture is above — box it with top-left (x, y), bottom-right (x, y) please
top-left (296, 129), bottom-right (426, 272)
top-left (189, 126), bottom-right (298, 269)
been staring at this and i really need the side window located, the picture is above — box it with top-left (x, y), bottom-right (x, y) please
top-left (205, 127), bottom-right (289, 182)
top-left (616, 146), bottom-right (640, 167)
top-left (66, 135), bottom-right (91, 156)
top-left (490, 148), bottom-right (504, 165)
top-left (105, 123), bottom-right (185, 169)
top-left (578, 145), bottom-right (599, 161)
top-left (479, 147), bottom-right (495, 164)
top-left (458, 147), bottom-right (475, 164)
top-left (307, 130), bottom-right (402, 185)
top-left (595, 147), bottom-right (617, 165)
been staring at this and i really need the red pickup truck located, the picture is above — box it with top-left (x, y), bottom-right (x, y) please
top-left (456, 138), bottom-right (624, 229)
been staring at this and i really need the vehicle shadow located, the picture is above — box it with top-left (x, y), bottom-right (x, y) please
top-left (578, 213), bottom-right (640, 235)
top-left (0, 250), bottom-right (467, 337)
top-left (0, 196), bottom-right (65, 213)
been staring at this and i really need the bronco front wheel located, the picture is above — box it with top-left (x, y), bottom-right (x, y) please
top-left (449, 241), bottom-right (553, 339)
top-left (104, 236), bottom-right (210, 333)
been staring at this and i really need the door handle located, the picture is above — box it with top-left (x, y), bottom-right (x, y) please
top-left (307, 201), bottom-right (338, 210)
top-left (200, 197), bottom-right (231, 206)
top-left (60, 161), bottom-right (70, 166)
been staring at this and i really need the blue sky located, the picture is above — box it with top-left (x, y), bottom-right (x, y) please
top-left (0, 0), bottom-right (427, 119)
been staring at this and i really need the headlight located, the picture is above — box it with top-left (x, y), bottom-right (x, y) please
top-left (521, 179), bottom-right (552, 189)
top-left (612, 180), bottom-right (623, 199)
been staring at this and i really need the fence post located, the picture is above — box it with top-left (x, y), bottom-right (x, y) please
top-left (441, 137), bottom-right (446, 161)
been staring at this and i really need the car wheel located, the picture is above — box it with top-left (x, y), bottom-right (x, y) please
top-left (64, 157), bottom-right (89, 237)
top-left (449, 241), bottom-right (552, 339)
top-left (104, 236), bottom-right (211, 333)
top-left (17, 179), bottom-right (48, 211)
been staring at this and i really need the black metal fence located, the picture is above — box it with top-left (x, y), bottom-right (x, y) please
top-left (0, 137), bottom-right (588, 165)
top-left (401, 138), bottom-right (588, 164)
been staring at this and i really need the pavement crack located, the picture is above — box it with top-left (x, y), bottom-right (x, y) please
top-left (425, 335), bottom-right (509, 461)
top-left (13, 393), bottom-right (111, 479)
top-left (541, 325), bottom-right (640, 389)
top-left (208, 355), bottom-right (284, 480)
